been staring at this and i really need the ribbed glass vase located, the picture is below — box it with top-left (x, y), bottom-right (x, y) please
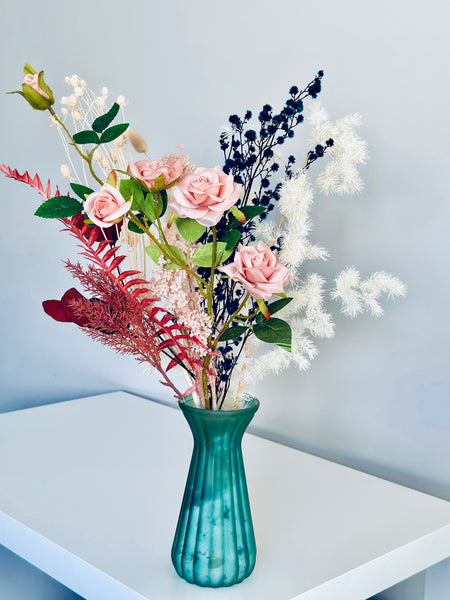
top-left (171, 395), bottom-right (259, 587)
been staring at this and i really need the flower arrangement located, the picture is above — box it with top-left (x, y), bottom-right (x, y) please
top-left (3, 64), bottom-right (406, 411)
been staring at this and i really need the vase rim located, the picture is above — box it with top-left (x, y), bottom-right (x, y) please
top-left (179, 395), bottom-right (260, 415)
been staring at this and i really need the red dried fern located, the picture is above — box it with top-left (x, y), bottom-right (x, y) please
top-left (0, 165), bottom-right (57, 199)
top-left (60, 215), bottom-right (214, 398)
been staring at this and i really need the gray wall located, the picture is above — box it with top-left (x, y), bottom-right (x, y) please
top-left (0, 1), bottom-right (448, 598)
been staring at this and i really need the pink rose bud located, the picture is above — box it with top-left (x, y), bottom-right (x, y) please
top-left (23, 74), bottom-right (50, 99)
top-left (84, 183), bottom-right (132, 228)
top-left (169, 166), bottom-right (241, 227)
top-left (8, 64), bottom-right (55, 111)
top-left (219, 241), bottom-right (291, 300)
top-left (127, 157), bottom-right (184, 191)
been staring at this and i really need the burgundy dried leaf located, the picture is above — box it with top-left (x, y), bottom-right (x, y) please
top-left (42, 287), bottom-right (90, 327)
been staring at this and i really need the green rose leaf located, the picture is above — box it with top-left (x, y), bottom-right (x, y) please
top-left (92, 102), bottom-right (120, 133)
top-left (192, 241), bottom-right (228, 267)
top-left (164, 245), bottom-right (187, 269)
top-left (228, 205), bottom-right (267, 229)
top-left (120, 179), bottom-right (144, 211)
top-left (144, 244), bottom-right (186, 269)
top-left (218, 325), bottom-right (249, 342)
top-left (256, 297), bottom-right (293, 323)
top-left (128, 220), bottom-right (145, 234)
top-left (145, 244), bottom-right (164, 263)
top-left (34, 196), bottom-right (84, 219)
top-left (220, 229), bottom-right (241, 251)
top-left (253, 317), bottom-right (292, 352)
top-left (100, 123), bottom-right (129, 144)
top-left (73, 130), bottom-right (100, 145)
top-left (175, 217), bottom-right (206, 242)
top-left (144, 190), bottom-right (167, 222)
top-left (70, 183), bottom-right (94, 200)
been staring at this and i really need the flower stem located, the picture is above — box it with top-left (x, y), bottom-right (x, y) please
top-left (48, 108), bottom-right (103, 186)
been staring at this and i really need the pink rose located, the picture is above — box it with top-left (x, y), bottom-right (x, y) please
top-left (23, 74), bottom-right (49, 99)
top-left (219, 241), bottom-right (291, 300)
top-left (127, 157), bottom-right (184, 190)
top-left (84, 183), bottom-right (131, 228)
top-left (169, 166), bottom-right (241, 227)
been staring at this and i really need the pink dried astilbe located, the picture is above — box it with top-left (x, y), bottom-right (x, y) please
top-left (149, 263), bottom-right (212, 352)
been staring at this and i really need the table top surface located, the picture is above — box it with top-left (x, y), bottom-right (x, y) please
top-left (0, 392), bottom-right (449, 600)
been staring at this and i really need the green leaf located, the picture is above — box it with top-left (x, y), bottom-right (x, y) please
top-left (145, 244), bottom-right (164, 263)
top-left (35, 196), bottom-right (83, 219)
top-left (229, 206), bottom-right (246, 223)
top-left (100, 123), bottom-right (129, 144)
top-left (164, 245), bottom-right (187, 269)
top-left (144, 190), bottom-right (167, 222)
top-left (144, 244), bottom-right (186, 269)
top-left (220, 229), bottom-right (241, 251)
top-left (159, 190), bottom-right (168, 217)
top-left (256, 297), bottom-right (293, 323)
top-left (128, 220), bottom-right (145, 234)
top-left (120, 179), bottom-right (144, 211)
top-left (92, 103), bottom-right (120, 133)
top-left (175, 217), bottom-right (206, 242)
top-left (73, 130), bottom-right (100, 145)
top-left (70, 183), bottom-right (94, 200)
top-left (218, 325), bottom-right (249, 342)
top-left (192, 242), bottom-right (227, 267)
top-left (228, 205), bottom-right (267, 229)
top-left (253, 318), bottom-right (292, 352)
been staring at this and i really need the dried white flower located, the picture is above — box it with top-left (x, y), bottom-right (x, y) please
top-left (66, 95), bottom-right (77, 109)
top-left (60, 164), bottom-right (72, 179)
top-left (116, 95), bottom-right (126, 107)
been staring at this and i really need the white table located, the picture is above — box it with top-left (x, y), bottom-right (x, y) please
top-left (0, 392), bottom-right (448, 600)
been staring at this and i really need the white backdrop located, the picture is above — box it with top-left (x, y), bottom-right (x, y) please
top-left (0, 1), bottom-right (449, 597)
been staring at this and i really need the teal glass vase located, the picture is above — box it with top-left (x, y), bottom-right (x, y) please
top-left (171, 395), bottom-right (259, 587)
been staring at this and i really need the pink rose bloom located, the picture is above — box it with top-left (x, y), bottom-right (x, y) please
top-left (219, 241), bottom-right (291, 301)
top-left (23, 73), bottom-right (49, 99)
top-left (169, 166), bottom-right (241, 227)
top-left (84, 184), bottom-right (132, 228)
top-left (127, 157), bottom-right (184, 190)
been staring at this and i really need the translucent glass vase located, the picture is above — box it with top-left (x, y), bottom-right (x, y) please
top-left (171, 395), bottom-right (259, 587)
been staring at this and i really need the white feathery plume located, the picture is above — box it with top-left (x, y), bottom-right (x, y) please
top-left (331, 268), bottom-right (406, 317)
top-left (252, 220), bottom-right (277, 245)
top-left (331, 267), bottom-right (364, 318)
top-left (307, 102), bottom-right (368, 195)
top-left (278, 172), bottom-right (328, 271)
